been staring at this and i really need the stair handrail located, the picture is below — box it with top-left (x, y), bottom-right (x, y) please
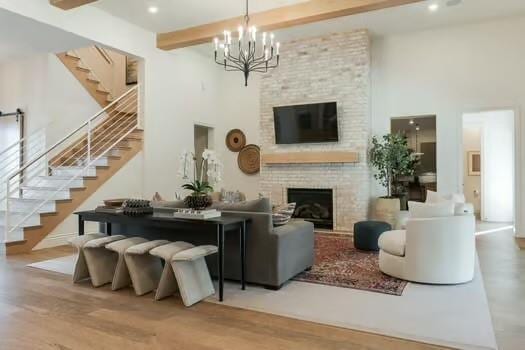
top-left (6, 112), bottom-right (139, 236)
top-left (2, 89), bottom-right (138, 201)
top-left (3, 85), bottom-right (139, 242)
top-left (4, 85), bottom-right (138, 183)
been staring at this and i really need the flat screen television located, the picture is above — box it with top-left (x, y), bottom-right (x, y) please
top-left (273, 102), bottom-right (339, 144)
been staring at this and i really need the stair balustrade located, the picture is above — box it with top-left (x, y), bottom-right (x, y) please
top-left (2, 85), bottom-right (140, 243)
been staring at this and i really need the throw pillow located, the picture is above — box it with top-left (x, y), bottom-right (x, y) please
top-left (408, 201), bottom-right (455, 218)
top-left (425, 190), bottom-right (444, 204)
top-left (272, 202), bottom-right (297, 227)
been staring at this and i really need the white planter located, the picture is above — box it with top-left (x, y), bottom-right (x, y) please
top-left (374, 197), bottom-right (401, 227)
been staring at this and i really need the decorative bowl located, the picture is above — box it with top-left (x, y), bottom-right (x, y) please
top-left (103, 198), bottom-right (128, 208)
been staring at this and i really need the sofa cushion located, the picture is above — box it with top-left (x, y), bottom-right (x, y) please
top-left (213, 198), bottom-right (272, 213)
top-left (455, 202), bottom-right (474, 216)
top-left (378, 230), bottom-right (406, 257)
top-left (408, 201), bottom-right (455, 218)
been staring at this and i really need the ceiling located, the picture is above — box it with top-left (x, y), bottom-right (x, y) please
top-left (0, 9), bottom-right (92, 63)
top-left (94, 0), bottom-right (307, 33)
top-left (93, 0), bottom-right (525, 40)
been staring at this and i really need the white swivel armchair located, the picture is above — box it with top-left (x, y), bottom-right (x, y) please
top-left (379, 215), bottom-right (476, 284)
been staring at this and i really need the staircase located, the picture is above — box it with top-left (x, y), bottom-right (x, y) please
top-left (1, 85), bottom-right (142, 255)
top-left (57, 51), bottom-right (114, 108)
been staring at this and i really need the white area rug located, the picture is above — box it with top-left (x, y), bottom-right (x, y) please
top-left (28, 254), bottom-right (497, 350)
top-left (27, 254), bottom-right (76, 275)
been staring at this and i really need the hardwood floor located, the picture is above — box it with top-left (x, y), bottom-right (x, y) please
top-left (477, 229), bottom-right (525, 350)
top-left (0, 247), bottom-right (450, 350)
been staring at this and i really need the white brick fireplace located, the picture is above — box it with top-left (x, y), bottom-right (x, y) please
top-left (259, 30), bottom-right (371, 232)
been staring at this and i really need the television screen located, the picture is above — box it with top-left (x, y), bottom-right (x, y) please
top-left (273, 102), bottom-right (339, 144)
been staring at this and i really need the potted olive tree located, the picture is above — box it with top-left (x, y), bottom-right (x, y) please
top-left (369, 134), bottom-right (416, 225)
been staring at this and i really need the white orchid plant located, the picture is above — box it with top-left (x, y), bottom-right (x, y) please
top-left (178, 149), bottom-right (223, 196)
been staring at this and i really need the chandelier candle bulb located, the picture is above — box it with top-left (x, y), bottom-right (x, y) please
top-left (238, 26), bottom-right (243, 41)
top-left (270, 33), bottom-right (275, 46)
top-left (262, 32), bottom-right (267, 47)
top-left (214, 38), bottom-right (219, 51)
top-left (276, 42), bottom-right (280, 55)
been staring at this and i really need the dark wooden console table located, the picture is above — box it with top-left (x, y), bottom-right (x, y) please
top-left (75, 211), bottom-right (249, 302)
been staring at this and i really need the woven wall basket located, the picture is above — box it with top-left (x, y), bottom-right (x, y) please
top-left (238, 144), bottom-right (260, 175)
top-left (226, 129), bottom-right (247, 152)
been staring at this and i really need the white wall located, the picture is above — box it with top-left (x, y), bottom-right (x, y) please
top-left (371, 16), bottom-right (525, 235)
top-left (0, 54), bottom-right (101, 143)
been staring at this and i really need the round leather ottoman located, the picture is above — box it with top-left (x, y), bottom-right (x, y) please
top-left (353, 221), bottom-right (392, 251)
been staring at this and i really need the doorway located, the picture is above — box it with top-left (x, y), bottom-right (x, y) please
top-left (0, 109), bottom-right (24, 180)
top-left (462, 110), bottom-right (515, 229)
top-left (391, 115), bottom-right (437, 203)
top-left (194, 124), bottom-right (214, 181)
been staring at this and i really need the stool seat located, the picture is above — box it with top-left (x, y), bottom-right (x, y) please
top-left (124, 240), bottom-right (170, 296)
top-left (83, 235), bottom-right (126, 287)
top-left (172, 245), bottom-right (218, 307)
top-left (149, 241), bottom-right (194, 301)
top-left (353, 221), bottom-right (392, 251)
top-left (106, 237), bottom-right (148, 291)
top-left (68, 233), bottom-right (106, 283)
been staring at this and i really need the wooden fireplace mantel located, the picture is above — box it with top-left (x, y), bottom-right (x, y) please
top-left (261, 151), bottom-right (359, 165)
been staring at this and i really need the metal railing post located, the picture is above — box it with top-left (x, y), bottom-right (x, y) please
top-left (5, 182), bottom-right (9, 243)
top-left (87, 121), bottom-right (92, 165)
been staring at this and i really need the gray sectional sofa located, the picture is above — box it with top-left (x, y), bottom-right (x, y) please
top-left (104, 198), bottom-right (315, 289)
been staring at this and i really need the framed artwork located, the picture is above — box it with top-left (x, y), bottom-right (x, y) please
top-left (126, 56), bottom-right (138, 85)
top-left (468, 151), bottom-right (481, 176)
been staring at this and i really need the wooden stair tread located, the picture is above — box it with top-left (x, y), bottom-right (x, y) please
top-left (75, 66), bottom-right (90, 73)
top-left (4, 239), bottom-right (28, 247)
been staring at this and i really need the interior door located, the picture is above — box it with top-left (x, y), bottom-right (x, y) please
top-left (0, 115), bottom-right (21, 180)
top-left (481, 110), bottom-right (514, 222)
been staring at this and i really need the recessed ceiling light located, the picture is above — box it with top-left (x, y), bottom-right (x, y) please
top-left (428, 3), bottom-right (439, 12)
top-left (148, 6), bottom-right (159, 14)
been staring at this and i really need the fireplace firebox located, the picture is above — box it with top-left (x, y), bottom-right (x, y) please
top-left (287, 188), bottom-right (333, 229)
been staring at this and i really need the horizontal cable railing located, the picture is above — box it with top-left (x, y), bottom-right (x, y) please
top-left (0, 128), bottom-right (47, 203)
top-left (2, 85), bottom-right (140, 243)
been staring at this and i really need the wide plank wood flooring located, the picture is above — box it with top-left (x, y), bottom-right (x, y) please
top-left (0, 246), bottom-right (450, 350)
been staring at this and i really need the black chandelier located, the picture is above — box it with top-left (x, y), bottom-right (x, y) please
top-left (213, 0), bottom-right (280, 87)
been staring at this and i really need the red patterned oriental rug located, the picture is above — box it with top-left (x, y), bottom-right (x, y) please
top-left (293, 233), bottom-right (408, 296)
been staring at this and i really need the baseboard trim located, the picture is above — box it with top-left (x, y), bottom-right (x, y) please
top-left (32, 231), bottom-right (97, 250)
